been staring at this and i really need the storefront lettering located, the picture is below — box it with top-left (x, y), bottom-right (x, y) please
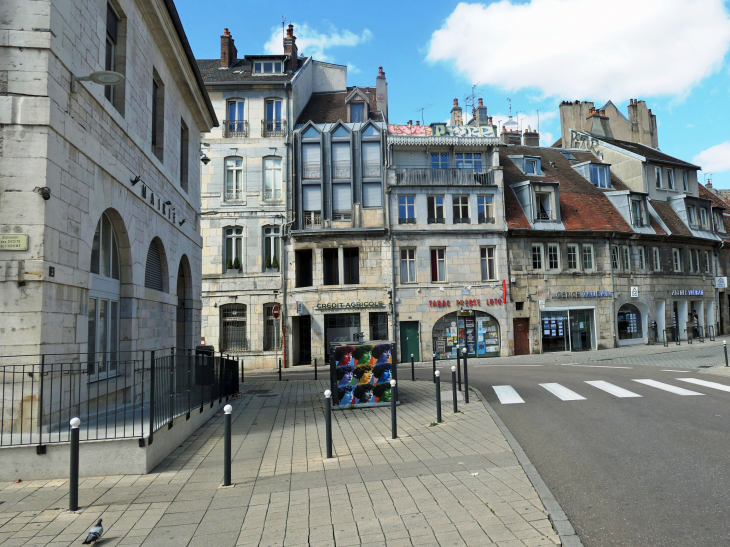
top-left (671, 290), bottom-right (704, 296)
top-left (429, 300), bottom-right (451, 308)
top-left (315, 301), bottom-right (385, 310)
top-left (552, 291), bottom-right (612, 299)
top-left (430, 298), bottom-right (504, 308)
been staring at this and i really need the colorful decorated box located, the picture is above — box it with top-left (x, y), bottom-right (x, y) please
top-left (331, 341), bottom-right (395, 407)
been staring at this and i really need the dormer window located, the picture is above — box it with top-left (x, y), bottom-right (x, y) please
top-left (536, 192), bottom-right (552, 220)
top-left (631, 198), bottom-right (645, 227)
top-left (700, 207), bottom-right (708, 229)
top-left (590, 164), bottom-right (610, 188)
top-left (687, 206), bottom-right (697, 226)
top-left (350, 103), bottom-right (364, 122)
top-left (715, 211), bottom-right (725, 232)
top-left (525, 157), bottom-right (540, 175)
top-left (254, 61), bottom-right (282, 74)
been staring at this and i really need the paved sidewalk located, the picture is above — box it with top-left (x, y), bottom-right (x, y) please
top-left (0, 380), bottom-right (569, 547)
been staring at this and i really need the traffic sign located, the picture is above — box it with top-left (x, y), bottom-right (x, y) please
top-left (272, 305), bottom-right (280, 319)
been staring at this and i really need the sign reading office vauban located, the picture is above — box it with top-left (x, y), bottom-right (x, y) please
top-left (671, 290), bottom-right (704, 296)
top-left (315, 301), bottom-right (385, 310)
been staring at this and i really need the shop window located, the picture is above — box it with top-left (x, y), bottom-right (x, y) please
top-left (618, 304), bottom-right (643, 340)
top-left (220, 304), bottom-right (248, 352)
top-left (323, 249), bottom-right (339, 285)
top-left (263, 304), bottom-right (281, 351)
top-left (427, 195), bottom-right (445, 223)
top-left (401, 248), bottom-right (416, 283)
top-left (224, 227), bottom-right (243, 272)
top-left (532, 244), bottom-right (543, 270)
top-left (398, 195), bottom-right (416, 224)
top-left (430, 248), bottom-right (446, 282)
top-left (433, 311), bottom-right (500, 359)
top-left (477, 195), bottom-right (493, 223)
top-left (481, 247), bottom-right (496, 280)
top-left (343, 248), bottom-right (359, 284)
top-left (622, 246), bottom-right (631, 271)
top-left (611, 246), bottom-right (620, 270)
top-left (672, 248), bottom-right (682, 272)
top-left (638, 246), bottom-right (646, 270)
top-left (295, 250), bottom-right (313, 287)
top-left (567, 244), bottom-right (578, 270)
top-left (369, 312), bottom-right (388, 341)
top-left (547, 244), bottom-right (560, 270)
top-left (653, 247), bottom-right (661, 271)
top-left (452, 195), bottom-right (470, 223)
top-left (582, 245), bottom-right (594, 270)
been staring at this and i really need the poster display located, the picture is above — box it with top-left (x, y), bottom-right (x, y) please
top-left (333, 342), bottom-right (394, 407)
top-left (433, 312), bottom-right (500, 359)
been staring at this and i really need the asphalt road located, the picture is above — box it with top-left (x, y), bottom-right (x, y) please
top-left (253, 362), bottom-right (730, 545)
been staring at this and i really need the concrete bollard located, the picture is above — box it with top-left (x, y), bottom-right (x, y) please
top-left (69, 417), bottom-right (80, 511)
top-left (390, 379), bottom-right (397, 439)
top-left (324, 390), bottom-right (332, 458)
top-left (223, 404), bottom-right (232, 486)
top-left (435, 370), bottom-right (442, 423)
top-left (462, 347), bottom-right (469, 404)
top-left (451, 366), bottom-right (458, 413)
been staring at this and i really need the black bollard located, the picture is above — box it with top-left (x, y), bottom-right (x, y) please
top-left (463, 348), bottom-right (469, 404)
top-left (278, 358), bottom-right (282, 381)
top-left (435, 370), bottom-right (442, 423)
top-left (432, 354), bottom-right (436, 384)
top-left (223, 404), bottom-right (232, 486)
top-left (457, 349), bottom-right (462, 392)
top-left (240, 358), bottom-right (244, 384)
top-left (69, 417), bottom-right (80, 511)
top-left (390, 379), bottom-right (397, 439)
top-left (314, 357), bottom-right (318, 381)
top-left (725, 341), bottom-right (728, 367)
top-left (411, 354), bottom-right (415, 381)
top-left (325, 390), bottom-right (332, 458)
top-left (451, 366), bottom-right (458, 413)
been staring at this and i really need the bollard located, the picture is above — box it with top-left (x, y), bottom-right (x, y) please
top-left (432, 354), bottom-right (436, 384)
top-left (462, 347), bottom-right (469, 404)
top-left (725, 341), bottom-right (728, 367)
top-left (457, 348), bottom-right (462, 392)
top-left (435, 370), bottom-right (442, 423)
top-left (390, 379), bottom-right (397, 439)
top-left (69, 417), bottom-right (80, 511)
top-left (314, 357), bottom-right (318, 381)
top-left (240, 358), bottom-right (244, 384)
top-left (223, 405), bottom-right (232, 486)
top-left (411, 354), bottom-right (415, 381)
top-left (278, 358), bottom-right (282, 381)
top-left (451, 366), bottom-right (458, 413)
top-left (324, 390), bottom-right (332, 458)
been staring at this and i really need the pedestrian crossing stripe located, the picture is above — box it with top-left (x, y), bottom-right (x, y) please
top-left (539, 383), bottom-right (586, 401)
top-left (585, 380), bottom-right (642, 398)
top-left (676, 378), bottom-right (730, 393)
top-left (632, 379), bottom-right (704, 396)
top-left (492, 385), bottom-right (525, 404)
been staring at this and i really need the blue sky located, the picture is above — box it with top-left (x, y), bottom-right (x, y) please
top-left (178, 0), bottom-right (730, 188)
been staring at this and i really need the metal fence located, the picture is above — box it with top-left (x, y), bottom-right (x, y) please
top-left (0, 350), bottom-right (239, 448)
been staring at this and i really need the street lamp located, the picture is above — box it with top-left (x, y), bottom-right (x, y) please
top-left (71, 70), bottom-right (125, 92)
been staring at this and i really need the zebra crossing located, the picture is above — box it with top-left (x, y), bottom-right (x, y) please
top-left (490, 378), bottom-right (729, 405)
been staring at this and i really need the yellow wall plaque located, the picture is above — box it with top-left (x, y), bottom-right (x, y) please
top-left (0, 234), bottom-right (29, 251)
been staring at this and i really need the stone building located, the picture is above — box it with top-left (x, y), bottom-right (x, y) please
top-left (195, 26), bottom-right (349, 368)
top-left (1, 0), bottom-right (216, 359)
top-left (387, 101), bottom-right (509, 361)
top-left (286, 69), bottom-right (390, 366)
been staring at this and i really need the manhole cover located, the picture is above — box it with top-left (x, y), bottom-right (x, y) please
top-left (244, 390), bottom-right (270, 395)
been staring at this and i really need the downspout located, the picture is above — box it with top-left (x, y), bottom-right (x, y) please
top-left (281, 82), bottom-right (292, 368)
top-left (608, 233), bottom-right (617, 348)
top-left (385, 141), bottom-right (398, 370)
top-left (715, 240), bottom-right (724, 334)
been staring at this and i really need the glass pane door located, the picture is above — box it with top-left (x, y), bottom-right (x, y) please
top-left (569, 310), bottom-right (593, 351)
top-left (87, 298), bottom-right (97, 375)
top-left (98, 299), bottom-right (109, 376)
top-left (541, 311), bottom-right (568, 352)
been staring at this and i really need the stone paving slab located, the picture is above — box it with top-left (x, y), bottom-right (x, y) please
top-left (0, 380), bottom-right (568, 547)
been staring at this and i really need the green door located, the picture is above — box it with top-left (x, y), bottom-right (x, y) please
top-left (400, 321), bottom-right (420, 362)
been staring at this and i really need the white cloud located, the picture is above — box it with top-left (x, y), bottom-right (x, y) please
top-left (264, 23), bottom-right (372, 62)
top-left (426, 0), bottom-right (730, 100)
top-left (489, 111), bottom-right (556, 146)
top-left (347, 63), bottom-right (361, 74)
top-left (694, 142), bottom-right (730, 173)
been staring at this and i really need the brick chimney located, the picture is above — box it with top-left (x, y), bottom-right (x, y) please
top-left (220, 28), bottom-right (237, 68)
top-left (376, 65), bottom-right (388, 122)
top-left (283, 24), bottom-right (298, 72)
top-left (522, 127), bottom-right (540, 147)
top-left (450, 98), bottom-right (463, 126)
top-left (473, 97), bottom-right (489, 126)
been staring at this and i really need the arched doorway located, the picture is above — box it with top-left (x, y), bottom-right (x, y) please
top-left (617, 303), bottom-right (643, 340)
top-left (176, 255), bottom-right (193, 350)
top-left (432, 311), bottom-right (500, 359)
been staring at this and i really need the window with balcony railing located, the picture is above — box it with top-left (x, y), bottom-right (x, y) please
top-left (224, 119), bottom-right (248, 138)
top-left (303, 211), bottom-right (322, 229)
top-left (362, 163), bottom-right (381, 178)
top-left (395, 167), bottom-right (493, 186)
top-left (302, 162), bottom-right (321, 179)
top-left (262, 118), bottom-right (286, 137)
top-left (332, 162), bottom-right (351, 179)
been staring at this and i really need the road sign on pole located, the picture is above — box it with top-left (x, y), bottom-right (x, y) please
top-left (272, 305), bottom-right (280, 319)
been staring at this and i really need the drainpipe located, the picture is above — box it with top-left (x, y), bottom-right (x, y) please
top-left (385, 157), bottom-right (398, 366)
top-left (281, 82), bottom-right (292, 368)
top-left (608, 233), bottom-right (617, 348)
top-left (715, 240), bottom-right (724, 334)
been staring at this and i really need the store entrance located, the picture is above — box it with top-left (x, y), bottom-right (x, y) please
top-left (541, 309), bottom-right (595, 352)
top-left (432, 311), bottom-right (500, 359)
top-left (569, 310), bottom-right (592, 351)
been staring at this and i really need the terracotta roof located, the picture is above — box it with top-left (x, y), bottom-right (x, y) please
top-left (196, 57), bottom-right (303, 83)
top-left (698, 183), bottom-right (727, 209)
top-left (296, 88), bottom-right (383, 124)
top-left (649, 200), bottom-right (692, 236)
top-left (501, 146), bottom-right (633, 233)
top-left (602, 138), bottom-right (700, 169)
top-left (551, 137), bottom-right (562, 148)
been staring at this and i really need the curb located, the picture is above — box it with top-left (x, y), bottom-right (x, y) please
top-left (468, 385), bottom-right (584, 547)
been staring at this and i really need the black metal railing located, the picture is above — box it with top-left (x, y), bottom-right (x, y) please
top-left (394, 167), bottom-right (494, 186)
top-left (302, 162), bottom-right (321, 180)
top-left (0, 349), bottom-right (239, 447)
top-left (223, 119), bottom-right (248, 138)
top-left (262, 119), bottom-right (286, 137)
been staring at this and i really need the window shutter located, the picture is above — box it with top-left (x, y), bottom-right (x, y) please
top-left (332, 183), bottom-right (352, 212)
top-left (302, 144), bottom-right (320, 164)
top-left (303, 185), bottom-right (321, 211)
top-left (362, 142), bottom-right (380, 164)
top-left (332, 142), bottom-right (350, 164)
top-left (362, 182), bottom-right (382, 208)
top-left (145, 241), bottom-right (164, 291)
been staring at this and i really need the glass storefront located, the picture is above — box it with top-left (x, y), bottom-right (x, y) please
top-left (617, 304), bottom-right (643, 340)
top-left (540, 309), bottom-right (594, 352)
top-left (432, 311), bottom-right (500, 360)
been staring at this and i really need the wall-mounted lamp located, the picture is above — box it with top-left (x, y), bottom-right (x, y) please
top-left (200, 151), bottom-right (210, 165)
top-left (35, 187), bottom-right (51, 200)
top-left (130, 175), bottom-right (141, 186)
top-left (71, 70), bottom-right (124, 93)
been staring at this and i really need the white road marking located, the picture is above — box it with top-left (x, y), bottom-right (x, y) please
top-left (660, 369), bottom-right (694, 372)
top-left (585, 380), bottom-right (642, 398)
top-left (676, 378), bottom-right (730, 393)
top-left (472, 365), bottom-right (543, 367)
top-left (492, 386), bottom-right (525, 404)
top-left (539, 383), bottom-right (586, 401)
top-left (632, 379), bottom-right (704, 396)
top-left (560, 364), bottom-right (633, 369)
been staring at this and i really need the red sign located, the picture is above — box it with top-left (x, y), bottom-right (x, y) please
top-left (272, 305), bottom-right (280, 319)
top-left (429, 298), bottom-right (503, 308)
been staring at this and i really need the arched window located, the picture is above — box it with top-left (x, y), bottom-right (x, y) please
top-left (225, 156), bottom-right (243, 202)
top-left (90, 212), bottom-right (120, 279)
top-left (618, 304), bottom-right (643, 340)
top-left (145, 238), bottom-right (166, 292)
top-left (263, 157), bottom-right (282, 200)
top-left (263, 226), bottom-right (280, 271)
top-left (263, 303), bottom-right (281, 351)
top-left (220, 304), bottom-right (247, 352)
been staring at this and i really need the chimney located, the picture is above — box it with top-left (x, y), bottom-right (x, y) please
top-left (376, 65), bottom-right (388, 123)
top-left (473, 97), bottom-right (489, 126)
top-left (283, 24), bottom-right (298, 72)
top-left (522, 126), bottom-right (540, 146)
top-left (220, 28), bottom-right (237, 68)
top-left (450, 98), bottom-right (463, 126)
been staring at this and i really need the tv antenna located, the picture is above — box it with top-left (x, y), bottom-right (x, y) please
top-left (414, 104), bottom-right (432, 125)
top-left (282, 16), bottom-right (286, 38)
top-left (464, 83), bottom-right (483, 123)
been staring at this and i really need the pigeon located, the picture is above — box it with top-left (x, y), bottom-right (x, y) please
top-left (82, 519), bottom-right (102, 544)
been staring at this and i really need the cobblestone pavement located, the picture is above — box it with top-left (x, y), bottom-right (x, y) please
top-left (0, 381), bottom-right (571, 547)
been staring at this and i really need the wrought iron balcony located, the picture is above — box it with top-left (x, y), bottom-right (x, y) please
top-left (223, 119), bottom-right (248, 138)
top-left (303, 162), bottom-right (321, 180)
top-left (262, 119), bottom-right (287, 137)
top-left (303, 211), bottom-right (322, 230)
top-left (332, 162), bottom-right (351, 180)
top-left (394, 167), bottom-right (495, 186)
top-left (224, 190), bottom-right (244, 203)
top-left (363, 162), bottom-right (381, 178)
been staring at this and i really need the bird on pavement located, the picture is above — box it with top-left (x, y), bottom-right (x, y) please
top-left (82, 519), bottom-right (103, 544)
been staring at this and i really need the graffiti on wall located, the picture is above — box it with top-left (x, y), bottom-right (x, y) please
top-left (388, 124), bottom-right (497, 138)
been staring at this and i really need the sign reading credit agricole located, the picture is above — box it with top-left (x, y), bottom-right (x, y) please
top-left (315, 301), bottom-right (385, 310)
